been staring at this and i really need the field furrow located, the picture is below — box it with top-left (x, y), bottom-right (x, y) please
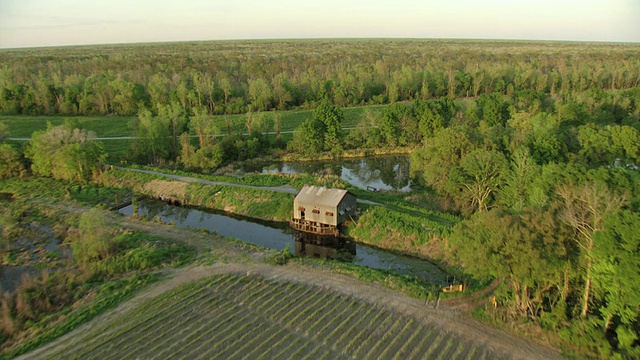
top-left (316, 301), bottom-right (364, 348)
top-left (404, 327), bottom-right (439, 359)
top-left (33, 275), bottom-right (519, 360)
top-left (143, 298), bottom-right (247, 359)
top-left (418, 331), bottom-right (448, 359)
top-left (296, 295), bottom-right (351, 336)
top-left (376, 318), bottom-right (415, 359)
top-left (361, 315), bottom-right (407, 359)
top-left (108, 293), bottom-right (227, 359)
top-left (390, 321), bottom-right (425, 360)
top-left (332, 304), bottom-right (378, 350)
top-left (48, 279), bottom-right (217, 358)
top-left (65, 284), bottom-right (217, 359)
top-left (348, 309), bottom-right (395, 357)
top-left (239, 328), bottom-right (288, 359)
top-left (165, 303), bottom-right (256, 359)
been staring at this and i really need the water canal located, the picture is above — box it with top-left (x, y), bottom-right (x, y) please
top-left (118, 198), bottom-right (446, 285)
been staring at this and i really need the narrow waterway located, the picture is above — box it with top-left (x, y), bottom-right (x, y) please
top-left (118, 199), bottom-right (446, 285)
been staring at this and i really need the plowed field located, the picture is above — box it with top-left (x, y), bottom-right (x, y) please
top-left (43, 274), bottom-right (496, 360)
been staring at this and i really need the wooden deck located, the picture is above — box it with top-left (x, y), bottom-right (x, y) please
top-left (290, 218), bottom-right (339, 237)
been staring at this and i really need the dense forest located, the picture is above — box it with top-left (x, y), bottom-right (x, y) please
top-left (1, 40), bottom-right (639, 116)
top-left (1, 40), bottom-right (640, 358)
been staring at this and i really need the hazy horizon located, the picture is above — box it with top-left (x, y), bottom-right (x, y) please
top-left (1, 0), bottom-right (639, 49)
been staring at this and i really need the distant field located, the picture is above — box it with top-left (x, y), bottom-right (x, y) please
top-left (43, 274), bottom-right (492, 359)
top-left (1, 104), bottom-right (386, 139)
top-left (213, 105), bottom-right (386, 135)
top-left (0, 115), bottom-right (134, 138)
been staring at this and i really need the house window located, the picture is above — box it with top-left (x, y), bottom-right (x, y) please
top-left (298, 206), bottom-right (306, 212)
top-left (312, 209), bottom-right (320, 214)
top-left (325, 211), bottom-right (334, 216)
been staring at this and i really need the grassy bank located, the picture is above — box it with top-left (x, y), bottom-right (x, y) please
top-left (97, 168), bottom-right (296, 222)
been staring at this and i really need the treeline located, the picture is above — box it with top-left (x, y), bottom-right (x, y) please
top-left (401, 88), bottom-right (639, 358)
top-left (1, 40), bottom-right (639, 116)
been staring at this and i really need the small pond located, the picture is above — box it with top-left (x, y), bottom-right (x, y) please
top-left (243, 155), bottom-right (412, 192)
top-left (119, 199), bottom-right (446, 285)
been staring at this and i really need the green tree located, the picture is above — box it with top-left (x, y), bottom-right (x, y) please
top-left (477, 93), bottom-right (509, 126)
top-left (526, 112), bottom-right (565, 164)
top-left (592, 210), bottom-right (640, 357)
top-left (450, 209), bottom-right (566, 317)
top-left (189, 106), bottom-right (219, 148)
top-left (157, 102), bottom-right (187, 160)
top-left (0, 144), bottom-right (24, 179)
top-left (288, 117), bottom-right (325, 156)
top-left (0, 122), bottom-right (9, 142)
top-left (498, 147), bottom-right (540, 212)
top-left (558, 182), bottom-right (626, 318)
top-left (410, 126), bottom-right (476, 195)
top-left (71, 208), bottom-right (119, 266)
top-left (25, 125), bottom-right (105, 182)
top-left (131, 108), bottom-right (170, 164)
top-left (313, 101), bottom-right (344, 151)
top-left (247, 78), bottom-right (272, 111)
top-left (450, 149), bottom-right (509, 212)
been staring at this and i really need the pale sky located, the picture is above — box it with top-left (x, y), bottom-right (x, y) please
top-left (0, 0), bottom-right (639, 48)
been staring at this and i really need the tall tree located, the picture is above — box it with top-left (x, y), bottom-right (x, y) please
top-left (25, 125), bottom-right (105, 182)
top-left (558, 182), bottom-right (626, 317)
top-left (592, 210), bottom-right (640, 356)
top-left (189, 106), bottom-right (219, 148)
top-left (312, 101), bottom-right (345, 153)
top-left (450, 149), bottom-right (509, 212)
top-left (131, 108), bottom-right (170, 164)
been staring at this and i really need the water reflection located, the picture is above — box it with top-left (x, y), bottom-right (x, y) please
top-left (247, 155), bottom-right (412, 192)
top-left (119, 199), bottom-right (446, 284)
top-left (294, 232), bottom-right (356, 262)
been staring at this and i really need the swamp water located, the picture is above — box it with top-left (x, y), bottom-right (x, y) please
top-left (244, 155), bottom-right (412, 192)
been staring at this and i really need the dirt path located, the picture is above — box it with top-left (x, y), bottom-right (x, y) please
top-left (113, 166), bottom-right (383, 206)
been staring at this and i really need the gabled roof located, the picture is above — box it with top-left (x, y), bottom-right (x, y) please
top-left (294, 185), bottom-right (352, 207)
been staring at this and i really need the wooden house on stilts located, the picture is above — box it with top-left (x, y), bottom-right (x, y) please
top-left (290, 185), bottom-right (357, 237)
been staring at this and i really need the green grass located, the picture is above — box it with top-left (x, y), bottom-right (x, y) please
top-left (211, 105), bottom-right (386, 135)
top-left (0, 105), bottom-right (386, 140)
top-left (0, 177), bottom-right (133, 208)
top-left (41, 274), bottom-right (494, 360)
top-left (0, 115), bottom-right (135, 138)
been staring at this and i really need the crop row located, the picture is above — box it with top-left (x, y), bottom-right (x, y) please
top-left (43, 275), bottom-right (494, 359)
